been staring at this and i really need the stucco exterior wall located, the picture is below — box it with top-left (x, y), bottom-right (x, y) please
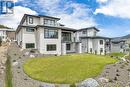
top-left (22, 27), bottom-right (36, 49)
top-left (38, 27), bottom-right (62, 55)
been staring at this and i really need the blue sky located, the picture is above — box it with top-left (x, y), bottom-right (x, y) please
top-left (0, 0), bottom-right (130, 37)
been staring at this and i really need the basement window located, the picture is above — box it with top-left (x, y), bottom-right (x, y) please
top-left (47, 44), bottom-right (56, 51)
top-left (26, 43), bottom-right (35, 48)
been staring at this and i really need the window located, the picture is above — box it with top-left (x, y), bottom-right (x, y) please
top-left (26, 28), bottom-right (35, 32)
top-left (82, 30), bottom-right (87, 34)
top-left (90, 48), bottom-right (92, 53)
top-left (47, 44), bottom-right (56, 51)
top-left (44, 28), bottom-right (58, 38)
top-left (44, 19), bottom-right (55, 26)
top-left (100, 40), bottom-right (103, 45)
top-left (26, 43), bottom-right (35, 48)
top-left (29, 17), bottom-right (33, 24)
top-left (44, 19), bottom-right (49, 25)
top-left (50, 20), bottom-right (55, 26)
top-left (100, 48), bottom-right (103, 53)
top-left (66, 44), bottom-right (71, 50)
top-left (62, 32), bottom-right (71, 41)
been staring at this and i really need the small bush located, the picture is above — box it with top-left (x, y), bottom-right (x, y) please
top-left (127, 69), bottom-right (130, 71)
top-left (114, 77), bottom-right (118, 81)
top-left (70, 84), bottom-right (76, 87)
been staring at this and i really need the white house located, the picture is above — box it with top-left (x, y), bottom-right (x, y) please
top-left (16, 14), bottom-right (82, 55)
top-left (16, 14), bottom-right (110, 55)
top-left (111, 39), bottom-right (129, 53)
top-left (75, 27), bottom-right (111, 55)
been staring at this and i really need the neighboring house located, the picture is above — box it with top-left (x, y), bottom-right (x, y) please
top-left (75, 27), bottom-right (111, 55)
top-left (111, 39), bottom-right (129, 53)
top-left (0, 28), bottom-right (15, 41)
top-left (16, 14), bottom-right (111, 55)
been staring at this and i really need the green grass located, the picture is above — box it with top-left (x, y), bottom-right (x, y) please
top-left (23, 54), bottom-right (117, 84)
top-left (5, 55), bottom-right (13, 87)
top-left (108, 52), bottom-right (125, 57)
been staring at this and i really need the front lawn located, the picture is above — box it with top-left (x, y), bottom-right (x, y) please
top-left (23, 54), bottom-right (117, 84)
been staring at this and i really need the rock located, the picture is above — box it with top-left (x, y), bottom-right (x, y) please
top-left (20, 49), bottom-right (24, 51)
top-left (24, 52), bottom-right (29, 56)
top-left (30, 54), bottom-right (35, 58)
top-left (39, 84), bottom-right (55, 87)
top-left (12, 61), bottom-right (18, 66)
top-left (98, 77), bottom-right (109, 83)
top-left (78, 78), bottom-right (99, 87)
top-left (121, 58), bottom-right (126, 62)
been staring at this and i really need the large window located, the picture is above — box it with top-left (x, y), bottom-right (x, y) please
top-left (26, 28), bottom-right (35, 32)
top-left (47, 44), bottom-right (56, 51)
top-left (62, 32), bottom-right (71, 41)
top-left (44, 28), bottom-right (58, 39)
top-left (29, 17), bottom-right (33, 24)
top-left (26, 43), bottom-right (35, 48)
top-left (100, 40), bottom-right (103, 45)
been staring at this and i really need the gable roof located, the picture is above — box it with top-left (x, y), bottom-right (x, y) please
top-left (80, 36), bottom-right (111, 39)
top-left (79, 27), bottom-right (100, 31)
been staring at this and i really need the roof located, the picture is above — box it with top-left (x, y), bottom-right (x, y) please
top-left (0, 28), bottom-right (15, 31)
top-left (19, 14), bottom-right (60, 26)
top-left (80, 36), bottom-right (111, 39)
top-left (79, 27), bottom-right (100, 31)
top-left (111, 38), bottom-right (126, 43)
top-left (36, 25), bottom-right (77, 32)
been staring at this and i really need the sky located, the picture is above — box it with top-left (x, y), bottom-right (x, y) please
top-left (0, 0), bottom-right (130, 37)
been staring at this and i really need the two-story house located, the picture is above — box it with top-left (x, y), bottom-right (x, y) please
top-left (16, 14), bottom-right (82, 55)
top-left (16, 14), bottom-right (112, 55)
top-left (75, 27), bottom-right (111, 55)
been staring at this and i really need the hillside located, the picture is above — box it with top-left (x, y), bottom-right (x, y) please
top-left (0, 24), bottom-right (11, 29)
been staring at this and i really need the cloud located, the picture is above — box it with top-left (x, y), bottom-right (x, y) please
top-left (0, 6), bottom-right (37, 28)
top-left (95, 0), bottom-right (130, 18)
top-left (96, 0), bottom-right (108, 3)
top-left (16, 0), bottom-right (96, 29)
top-left (37, 0), bottom-right (97, 29)
top-left (95, 0), bottom-right (130, 19)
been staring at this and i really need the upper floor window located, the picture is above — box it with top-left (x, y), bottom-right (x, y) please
top-left (100, 40), bottom-right (103, 45)
top-left (29, 17), bottom-right (33, 24)
top-left (26, 28), bottom-right (35, 32)
top-left (62, 32), bottom-right (71, 41)
top-left (44, 19), bottom-right (49, 25)
top-left (44, 19), bottom-right (55, 26)
top-left (44, 28), bottom-right (58, 39)
top-left (82, 30), bottom-right (87, 34)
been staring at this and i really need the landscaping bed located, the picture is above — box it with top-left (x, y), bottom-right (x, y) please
top-left (23, 54), bottom-right (117, 84)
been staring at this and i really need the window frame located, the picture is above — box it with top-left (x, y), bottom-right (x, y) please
top-left (29, 17), bottom-right (33, 24)
top-left (99, 40), bottom-right (103, 45)
top-left (26, 27), bottom-right (35, 32)
top-left (26, 43), bottom-right (35, 49)
top-left (66, 44), bottom-right (71, 51)
top-left (47, 44), bottom-right (56, 51)
top-left (44, 28), bottom-right (58, 39)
